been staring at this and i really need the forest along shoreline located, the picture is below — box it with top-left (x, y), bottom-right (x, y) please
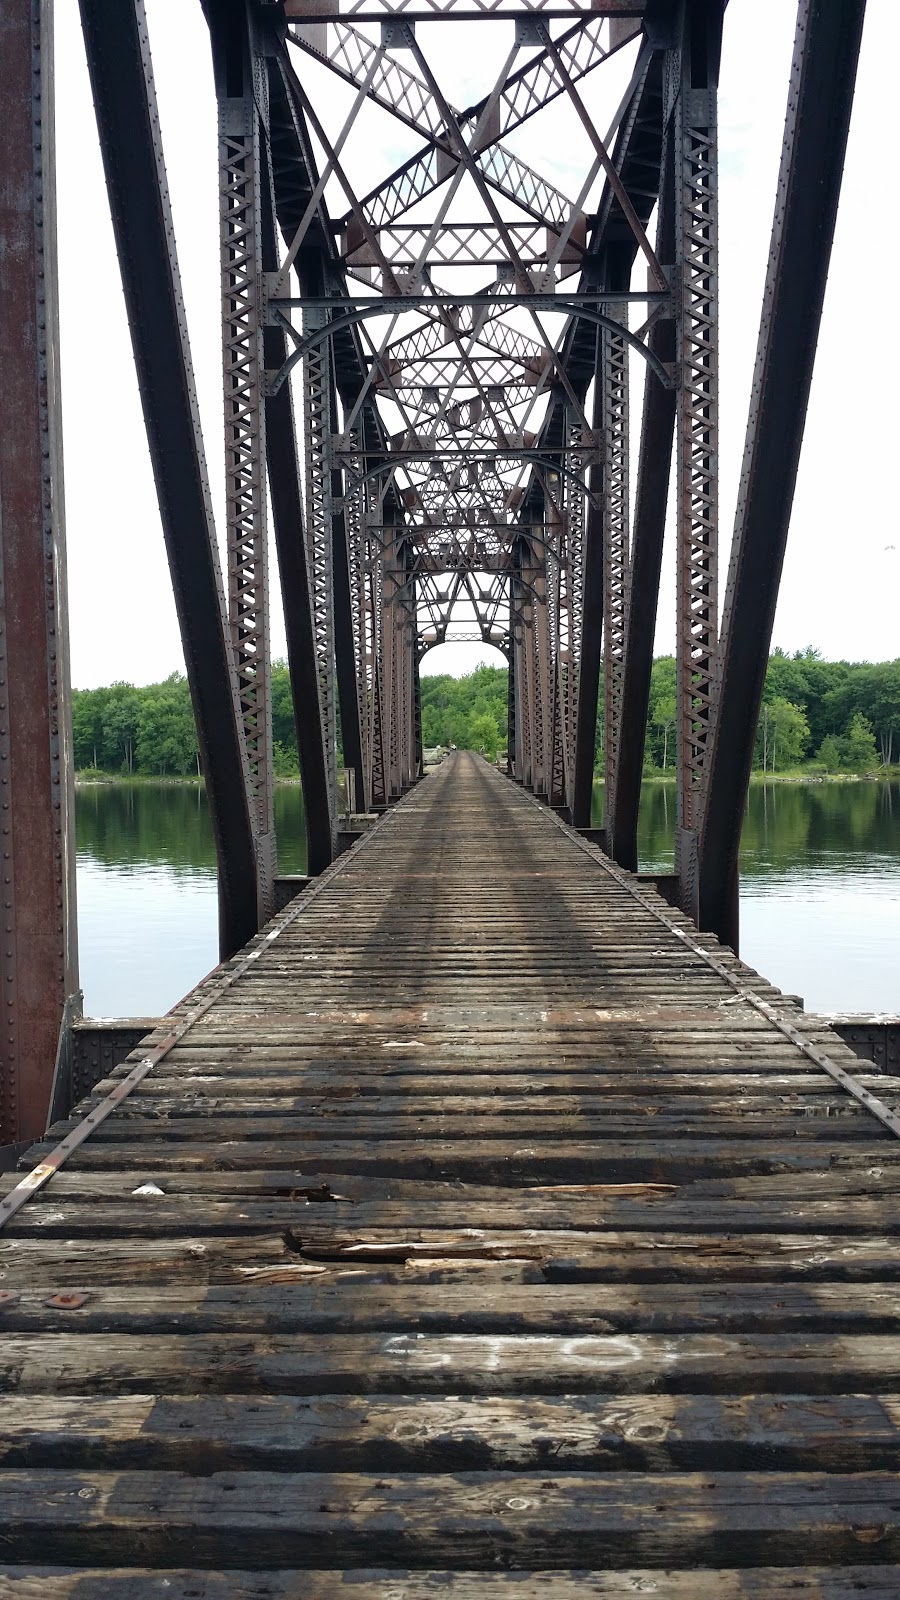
top-left (71, 650), bottom-right (900, 784)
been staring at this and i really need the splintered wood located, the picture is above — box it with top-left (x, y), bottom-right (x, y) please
top-left (1, 752), bottom-right (899, 1596)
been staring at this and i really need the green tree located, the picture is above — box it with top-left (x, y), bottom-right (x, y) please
top-left (817, 713), bottom-right (878, 774)
top-left (857, 661), bottom-right (900, 765)
top-left (72, 687), bottom-right (108, 770)
top-left (420, 664), bottom-right (507, 752)
top-left (136, 675), bottom-right (198, 775)
top-left (101, 682), bottom-right (142, 772)
top-left (271, 662), bottom-right (299, 764)
top-left (842, 712), bottom-right (878, 773)
top-left (469, 710), bottom-right (499, 760)
top-left (652, 694), bottom-right (676, 771)
top-left (817, 734), bottom-right (843, 774)
top-left (644, 656), bottom-right (675, 770)
top-left (272, 740), bottom-right (300, 777)
top-left (756, 697), bottom-right (809, 772)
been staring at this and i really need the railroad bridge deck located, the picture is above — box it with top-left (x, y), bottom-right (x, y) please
top-left (2, 751), bottom-right (900, 1595)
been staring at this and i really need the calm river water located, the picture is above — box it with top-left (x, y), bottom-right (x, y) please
top-left (74, 777), bottom-right (900, 1019)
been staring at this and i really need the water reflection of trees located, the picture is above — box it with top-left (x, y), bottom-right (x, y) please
top-left (77, 778), bottom-right (897, 883)
top-left (75, 783), bottom-right (308, 875)
top-left (592, 780), bottom-right (900, 875)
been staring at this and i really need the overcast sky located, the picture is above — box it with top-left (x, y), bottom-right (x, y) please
top-left (56, 0), bottom-right (898, 688)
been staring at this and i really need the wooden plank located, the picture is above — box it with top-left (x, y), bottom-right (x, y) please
top-left (3, 1280), bottom-right (899, 1335)
top-left (2, 1392), bottom-right (899, 1473)
top-left (0, 1470), bottom-right (897, 1567)
top-left (20, 1137), bottom-right (897, 1179)
top-left (1, 1332), bottom-right (899, 1396)
top-left (87, 1071), bottom-right (900, 1096)
top-left (41, 1114), bottom-right (889, 1144)
top-left (8, 1194), bottom-right (900, 1238)
top-left (70, 1092), bottom-right (888, 1122)
top-left (3, 1230), bottom-right (899, 1286)
top-left (2, 1567), bottom-right (899, 1598)
top-left (8, 1163), bottom-right (900, 1203)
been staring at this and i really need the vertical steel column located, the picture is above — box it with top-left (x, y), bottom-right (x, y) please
top-left (393, 550), bottom-right (410, 792)
top-left (401, 555), bottom-right (418, 786)
top-left (0, 0), bottom-right (79, 1143)
top-left (400, 568), bottom-right (416, 789)
top-left (561, 411), bottom-right (587, 817)
top-left (263, 321), bottom-right (336, 873)
top-left (215, 12), bottom-right (275, 906)
top-left (381, 526), bottom-right (403, 800)
top-left (331, 489), bottom-right (364, 813)
top-left (412, 651), bottom-right (423, 781)
top-left (601, 302), bottom-right (631, 841)
top-left (544, 488), bottom-right (567, 810)
top-left (532, 547), bottom-right (552, 802)
top-left (571, 336), bottom-right (605, 829)
top-left (334, 423), bottom-right (366, 810)
top-left (514, 540), bottom-right (535, 787)
top-left (608, 127), bottom-right (677, 871)
top-left (302, 309), bottom-right (339, 829)
top-left (520, 574), bottom-right (537, 788)
top-left (697, 0), bottom-right (867, 950)
top-left (258, 139), bottom-right (334, 875)
top-left (675, 2), bottom-right (722, 912)
top-left (79, 0), bottom-right (260, 960)
top-left (506, 576), bottom-right (518, 777)
top-left (369, 508), bottom-right (388, 808)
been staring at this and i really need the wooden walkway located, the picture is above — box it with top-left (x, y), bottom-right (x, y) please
top-left (2, 751), bottom-right (900, 1596)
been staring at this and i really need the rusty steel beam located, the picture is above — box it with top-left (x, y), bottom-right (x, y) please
top-left (605, 125), bottom-right (677, 871)
top-left (263, 326), bottom-right (337, 874)
top-left (0, 0), bottom-right (79, 1144)
top-left (78, 0), bottom-right (261, 957)
top-left (259, 127), bottom-right (335, 875)
top-left (413, 653), bottom-right (424, 779)
top-left (331, 457), bottom-right (366, 811)
top-left (697, 0), bottom-right (867, 951)
top-left (674, 0), bottom-right (723, 912)
top-left (570, 336), bottom-right (605, 827)
top-left (209, 0), bottom-right (276, 909)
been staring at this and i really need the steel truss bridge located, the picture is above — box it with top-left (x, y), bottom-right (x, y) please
top-left (0, 3), bottom-right (866, 1141)
top-left (7, 5), bottom-right (900, 1589)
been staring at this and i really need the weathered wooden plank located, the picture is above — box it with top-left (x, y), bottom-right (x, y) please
top-left (1, 1332), bottom-right (899, 1396)
top-left (20, 1137), bottom-right (897, 1180)
top-left (3, 1230), bottom-right (899, 1286)
top-left (3, 1280), bottom-right (899, 1336)
top-left (70, 1093), bottom-right (886, 1124)
top-left (9, 1194), bottom-right (900, 1238)
top-left (42, 1114), bottom-right (889, 1145)
top-left (0, 1470), bottom-right (897, 1567)
top-left (89, 1071), bottom-right (900, 1098)
top-left (2, 1568), bottom-right (898, 1598)
top-left (8, 1164), bottom-right (900, 1204)
top-left (2, 1392), bottom-right (899, 1473)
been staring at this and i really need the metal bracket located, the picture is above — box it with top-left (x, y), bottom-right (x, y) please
top-left (381, 19), bottom-right (415, 49)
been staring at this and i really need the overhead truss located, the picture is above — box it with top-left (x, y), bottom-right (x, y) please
top-left (192, 0), bottom-right (861, 946)
top-left (267, 0), bottom-right (659, 824)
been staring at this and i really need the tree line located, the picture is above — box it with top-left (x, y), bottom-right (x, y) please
top-left (422, 652), bottom-right (900, 775)
top-left (644, 649), bottom-right (900, 774)
top-left (72, 650), bottom-right (900, 778)
top-left (72, 668), bottom-right (302, 778)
